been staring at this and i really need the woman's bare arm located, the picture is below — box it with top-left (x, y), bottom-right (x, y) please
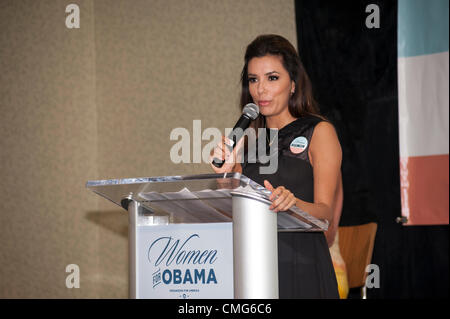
top-left (266, 121), bottom-right (342, 224)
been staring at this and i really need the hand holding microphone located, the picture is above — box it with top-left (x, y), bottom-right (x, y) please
top-left (210, 103), bottom-right (259, 172)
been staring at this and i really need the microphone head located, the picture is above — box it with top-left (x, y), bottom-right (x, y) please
top-left (243, 103), bottom-right (259, 120)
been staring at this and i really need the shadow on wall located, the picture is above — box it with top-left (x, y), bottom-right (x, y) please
top-left (86, 210), bottom-right (128, 238)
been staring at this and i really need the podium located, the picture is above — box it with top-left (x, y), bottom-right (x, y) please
top-left (86, 173), bottom-right (328, 299)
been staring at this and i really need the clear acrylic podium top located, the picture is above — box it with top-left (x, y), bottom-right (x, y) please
top-left (86, 172), bottom-right (328, 232)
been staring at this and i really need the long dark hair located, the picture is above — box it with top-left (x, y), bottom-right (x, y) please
top-left (240, 34), bottom-right (320, 129)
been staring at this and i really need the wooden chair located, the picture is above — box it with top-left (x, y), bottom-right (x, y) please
top-left (338, 222), bottom-right (378, 299)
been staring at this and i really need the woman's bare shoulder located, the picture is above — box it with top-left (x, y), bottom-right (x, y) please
top-left (309, 121), bottom-right (342, 163)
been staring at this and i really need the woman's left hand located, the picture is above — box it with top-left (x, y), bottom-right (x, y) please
top-left (264, 180), bottom-right (297, 213)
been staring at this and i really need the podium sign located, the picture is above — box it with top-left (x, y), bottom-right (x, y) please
top-left (86, 173), bottom-right (328, 299)
top-left (138, 223), bottom-right (233, 299)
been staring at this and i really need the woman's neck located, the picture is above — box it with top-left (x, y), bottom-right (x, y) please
top-left (265, 113), bottom-right (297, 130)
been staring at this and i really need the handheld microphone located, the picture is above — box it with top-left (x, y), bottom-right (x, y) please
top-left (212, 103), bottom-right (259, 168)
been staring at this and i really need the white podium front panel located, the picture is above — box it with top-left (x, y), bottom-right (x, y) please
top-left (136, 223), bottom-right (233, 299)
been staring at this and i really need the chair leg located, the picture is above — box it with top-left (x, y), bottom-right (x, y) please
top-left (361, 286), bottom-right (367, 299)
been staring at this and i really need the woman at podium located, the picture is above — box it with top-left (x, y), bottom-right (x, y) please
top-left (210, 34), bottom-right (341, 299)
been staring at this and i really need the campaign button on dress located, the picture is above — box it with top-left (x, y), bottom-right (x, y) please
top-left (289, 136), bottom-right (308, 154)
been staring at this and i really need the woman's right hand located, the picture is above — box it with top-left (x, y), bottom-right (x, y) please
top-left (209, 136), bottom-right (244, 174)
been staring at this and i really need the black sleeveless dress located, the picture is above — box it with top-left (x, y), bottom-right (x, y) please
top-left (242, 115), bottom-right (339, 299)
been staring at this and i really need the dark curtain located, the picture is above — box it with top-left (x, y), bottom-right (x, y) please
top-left (295, 0), bottom-right (448, 298)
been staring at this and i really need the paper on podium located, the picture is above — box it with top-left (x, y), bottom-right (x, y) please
top-left (140, 185), bottom-right (316, 231)
top-left (86, 173), bottom-right (328, 231)
top-left (140, 187), bottom-right (232, 223)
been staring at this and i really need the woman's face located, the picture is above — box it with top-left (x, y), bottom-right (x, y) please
top-left (247, 55), bottom-right (295, 120)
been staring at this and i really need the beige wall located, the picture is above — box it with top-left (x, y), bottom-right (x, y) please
top-left (0, 0), bottom-right (297, 298)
